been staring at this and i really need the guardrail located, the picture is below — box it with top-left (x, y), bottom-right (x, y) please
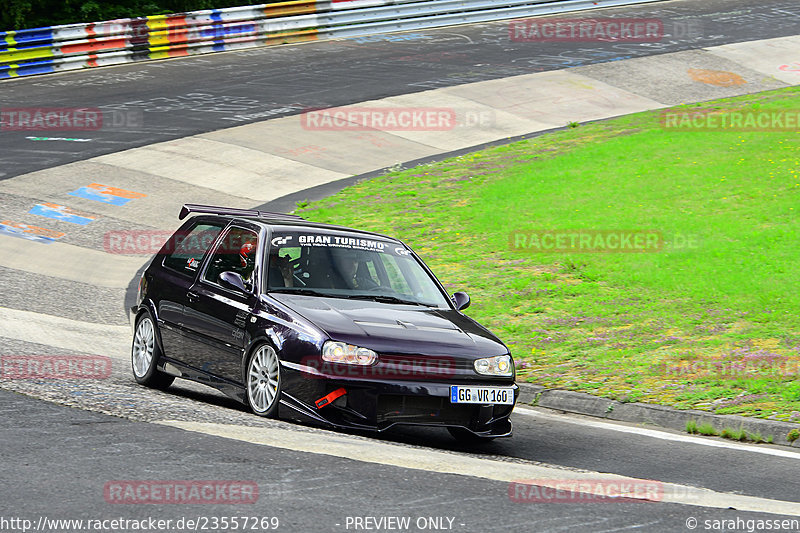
top-left (0, 0), bottom-right (665, 79)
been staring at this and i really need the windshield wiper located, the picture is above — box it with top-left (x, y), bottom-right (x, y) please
top-left (268, 288), bottom-right (367, 301)
top-left (269, 289), bottom-right (437, 307)
top-left (345, 294), bottom-right (430, 306)
top-left (268, 288), bottom-right (331, 297)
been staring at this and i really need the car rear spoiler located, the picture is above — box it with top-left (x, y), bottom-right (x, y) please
top-left (179, 204), bottom-right (306, 221)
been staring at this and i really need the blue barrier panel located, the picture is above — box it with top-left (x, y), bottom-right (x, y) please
top-left (0, 27), bottom-right (55, 50)
top-left (0, 59), bottom-right (57, 78)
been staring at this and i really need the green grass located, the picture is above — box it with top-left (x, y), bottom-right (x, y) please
top-left (297, 87), bottom-right (800, 422)
top-left (720, 427), bottom-right (747, 442)
top-left (687, 420), bottom-right (773, 443)
top-left (686, 420), bottom-right (718, 436)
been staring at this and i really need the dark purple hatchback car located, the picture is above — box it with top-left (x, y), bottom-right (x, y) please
top-left (131, 204), bottom-right (517, 440)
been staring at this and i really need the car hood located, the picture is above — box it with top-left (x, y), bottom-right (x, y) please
top-left (269, 294), bottom-right (507, 358)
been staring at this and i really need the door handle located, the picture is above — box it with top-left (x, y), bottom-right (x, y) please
top-left (187, 291), bottom-right (199, 303)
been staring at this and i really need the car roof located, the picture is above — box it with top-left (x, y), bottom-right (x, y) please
top-left (181, 204), bottom-right (401, 243)
top-left (248, 219), bottom-right (401, 243)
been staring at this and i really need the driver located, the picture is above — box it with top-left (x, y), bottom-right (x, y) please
top-left (332, 248), bottom-right (377, 290)
top-left (239, 241), bottom-right (256, 290)
top-left (274, 253), bottom-right (294, 288)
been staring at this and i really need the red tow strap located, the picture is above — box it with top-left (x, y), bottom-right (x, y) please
top-left (315, 388), bottom-right (347, 409)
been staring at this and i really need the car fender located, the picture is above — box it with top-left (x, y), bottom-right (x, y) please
top-left (133, 299), bottom-right (167, 354)
top-left (245, 329), bottom-right (283, 355)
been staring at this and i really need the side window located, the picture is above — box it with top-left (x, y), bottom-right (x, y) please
top-left (163, 222), bottom-right (225, 276)
top-left (203, 226), bottom-right (259, 290)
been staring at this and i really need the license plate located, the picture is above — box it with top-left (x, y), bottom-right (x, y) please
top-left (450, 386), bottom-right (514, 405)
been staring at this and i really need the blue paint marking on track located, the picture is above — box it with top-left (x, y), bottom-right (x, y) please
top-left (0, 224), bottom-right (60, 244)
top-left (68, 187), bottom-right (130, 206)
top-left (29, 203), bottom-right (97, 225)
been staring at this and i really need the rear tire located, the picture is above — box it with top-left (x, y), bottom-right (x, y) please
top-left (131, 312), bottom-right (175, 390)
top-left (245, 343), bottom-right (283, 418)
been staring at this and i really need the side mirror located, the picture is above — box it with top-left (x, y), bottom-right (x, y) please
top-left (219, 271), bottom-right (249, 293)
top-left (452, 291), bottom-right (470, 311)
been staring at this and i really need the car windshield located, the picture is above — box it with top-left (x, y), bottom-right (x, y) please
top-left (265, 231), bottom-right (451, 308)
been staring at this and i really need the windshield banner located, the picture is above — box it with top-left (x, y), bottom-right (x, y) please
top-left (271, 233), bottom-right (409, 256)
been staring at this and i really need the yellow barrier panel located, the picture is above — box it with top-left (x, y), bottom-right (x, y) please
top-left (0, 46), bottom-right (54, 63)
top-left (264, 0), bottom-right (319, 18)
top-left (146, 15), bottom-right (170, 32)
top-left (263, 28), bottom-right (319, 44)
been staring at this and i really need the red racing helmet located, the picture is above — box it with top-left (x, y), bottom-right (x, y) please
top-left (239, 241), bottom-right (255, 267)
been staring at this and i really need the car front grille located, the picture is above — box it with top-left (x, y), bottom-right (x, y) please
top-left (376, 394), bottom-right (476, 426)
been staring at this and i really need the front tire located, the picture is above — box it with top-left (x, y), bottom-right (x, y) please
top-left (246, 343), bottom-right (282, 418)
top-left (131, 312), bottom-right (174, 390)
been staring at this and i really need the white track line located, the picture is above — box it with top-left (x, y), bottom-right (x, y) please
top-left (514, 407), bottom-right (800, 460)
top-left (0, 307), bottom-right (130, 359)
top-left (6, 304), bottom-right (800, 513)
top-left (159, 420), bottom-right (800, 516)
top-left (0, 237), bottom-right (147, 289)
top-left (5, 304), bottom-right (798, 462)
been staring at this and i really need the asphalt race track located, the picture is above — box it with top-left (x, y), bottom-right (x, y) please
top-left (2, 0), bottom-right (800, 531)
top-left (1, 0), bottom-right (800, 180)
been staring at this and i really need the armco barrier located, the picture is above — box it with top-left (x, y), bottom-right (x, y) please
top-left (0, 0), bottom-right (665, 79)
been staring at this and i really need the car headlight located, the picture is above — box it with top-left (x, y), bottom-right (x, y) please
top-left (474, 355), bottom-right (513, 376)
top-left (322, 341), bottom-right (378, 365)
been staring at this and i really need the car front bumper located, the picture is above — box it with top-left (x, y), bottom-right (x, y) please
top-left (280, 364), bottom-right (518, 438)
